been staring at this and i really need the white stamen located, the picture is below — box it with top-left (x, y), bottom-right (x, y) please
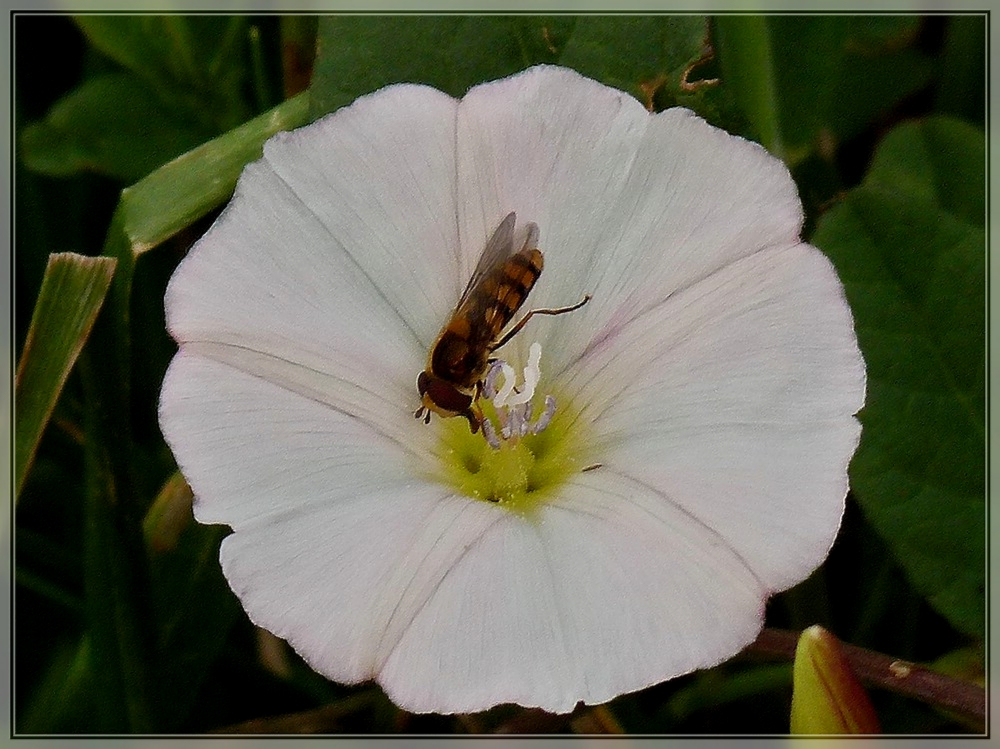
top-left (505, 342), bottom-right (542, 406)
top-left (481, 342), bottom-right (557, 447)
top-left (493, 362), bottom-right (518, 408)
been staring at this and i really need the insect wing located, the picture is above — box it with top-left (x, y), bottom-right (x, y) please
top-left (458, 212), bottom-right (518, 307)
top-left (454, 220), bottom-right (543, 353)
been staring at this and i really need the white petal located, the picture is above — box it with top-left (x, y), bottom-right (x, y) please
top-left (454, 66), bottom-right (803, 374)
top-left (455, 66), bottom-right (647, 274)
top-left (159, 351), bottom-right (431, 529)
top-left (379, 513), bottom-right (574, 713)
top-left (260, 84), bottom-right (462, 343)
top-left (219, 490), bottom-right (501, 687)
top-left (379, 473), bottom-right (764, 714)
top-left (563, 242), bottom-right (865, 589)
top-left (541, 474), bottom-right (767, 703)
top-left (166, 83), bottom-right (461, 400)
top-left (454, 66), bottom-right (651, 366)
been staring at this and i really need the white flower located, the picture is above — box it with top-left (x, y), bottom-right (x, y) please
top-left (159, 65), bottom-right (865, 715)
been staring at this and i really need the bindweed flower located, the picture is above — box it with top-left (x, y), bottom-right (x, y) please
top-left (159, 65), bottom-right (865, 715)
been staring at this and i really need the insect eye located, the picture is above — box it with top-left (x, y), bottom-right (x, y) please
top-left (417, 371), bottom-right (430, 396)
top-left (426, 378), bottom-right (473, 412)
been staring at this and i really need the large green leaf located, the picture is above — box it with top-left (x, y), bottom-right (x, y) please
top-left (813, 116), bottom-right (985, 639)
top-left (15, 253), bottom-right (116, 499)
top-left (714, 16), bottom-right (934, 163)
top-left (20, 17), bottom-right (256, 181)
top-left (20, 73), bottom-right (215, 182)
top-left (310, 16), bottom-right (707, 118)
top-left (546, 16), bottom-right (707, 104)
top-left (74, 15), bottom-right (251, 131)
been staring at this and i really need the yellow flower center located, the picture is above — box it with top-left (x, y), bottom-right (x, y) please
top-left (429, 344), bottom-right (595, 517)
top-left (434, 396), bottom-right (592, 517)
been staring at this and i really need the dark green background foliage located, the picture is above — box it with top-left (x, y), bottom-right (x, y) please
top-left (14, 14), bottom-right (985, 734)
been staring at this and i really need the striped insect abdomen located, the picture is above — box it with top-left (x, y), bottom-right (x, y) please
top-left (429, 248), bottom-right (543, 388)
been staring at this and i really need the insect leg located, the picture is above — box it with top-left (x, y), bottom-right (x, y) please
top-left (462, 403), bottom-right (483, 434)
top-left (490, 294), bottom-right (591, 351)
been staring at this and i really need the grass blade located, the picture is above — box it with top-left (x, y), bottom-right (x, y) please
top-left (15, 252), bottom-right (115, 499)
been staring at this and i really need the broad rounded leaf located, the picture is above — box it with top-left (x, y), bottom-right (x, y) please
top-left (813, 116), bottom-right (985, 639)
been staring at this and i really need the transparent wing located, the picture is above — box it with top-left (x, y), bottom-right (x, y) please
top-left (457, 212), bottom-right (521, 308)
top-left (451, 212), bottom-right (542, 355)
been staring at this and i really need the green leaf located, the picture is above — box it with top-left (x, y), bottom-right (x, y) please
top-left (20, 73), bottom-right (215, 182)
top-left (310, 16), bottom-right (707, 119)
top-left (863, 117), bottom-right (985, 229)
top-left (714, 16), bottom-right (934, 164)
top-left (78, 349), bottom-right (157, 732)
top-left (15, 253), bottom-right (116, 499)
top-left (311, 16), bottom-right (543, 117)
top-left (552, 16), bottom-right (708, 105)
top-left (75, 15), bottom-right (198, 89)
top-left (813, 116), bottom-right (985, 639)
top-left (928, 646), bottom-right (984, 687)
top-left (18, 636), bottom-right (96, 733)
top-left (936, 16), bottom-right (986, 125)
top-left (830, 43), bottom-right (934, 144)
top-left (22, 17), bottom-right (263, 181)
top-left (791, 626), bottom-right (880, 734)
top-left (74, 15), bottom-right (251, 131)
top-left (662, 663), bottom-right (793, 725)
top-left (144, 472), bottom-right (241, 730)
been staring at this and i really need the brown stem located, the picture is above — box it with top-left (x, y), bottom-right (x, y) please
top-left (212, 628), bottom-right (984, 733)
top-left (747, 628), bottom-right (985, 726)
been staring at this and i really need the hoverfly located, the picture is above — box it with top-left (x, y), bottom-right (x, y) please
top-left (415, 212), bottom-right (590, 433)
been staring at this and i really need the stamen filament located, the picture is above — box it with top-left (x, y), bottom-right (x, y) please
top-left (531, 395), bottom-right (557, 434)
top-left (482, 416), bottom-right (501, 450)
top-left (482, 342), bottom-right (558, 449)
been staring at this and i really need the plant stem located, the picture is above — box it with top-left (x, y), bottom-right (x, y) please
top-left (747, 628), bottom-right (985, 726)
